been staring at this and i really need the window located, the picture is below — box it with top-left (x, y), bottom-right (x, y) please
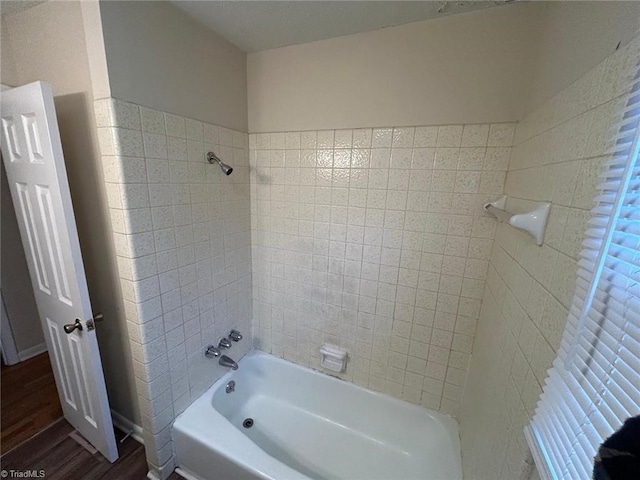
top-left (525, 62), bottom-right (640, 479)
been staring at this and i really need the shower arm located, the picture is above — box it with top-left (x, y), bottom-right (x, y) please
top-left (207, 151), bottom-right (223, 164)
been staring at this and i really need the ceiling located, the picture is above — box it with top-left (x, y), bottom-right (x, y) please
top-left (171, 1), bottom-right (510, 53)
top-left (0, 1), bottom-right (47, 17)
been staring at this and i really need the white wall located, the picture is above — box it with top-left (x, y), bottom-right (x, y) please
top-left (94, 2), bottom-right (252, 477)
top-left (95, 99), bottom-right (252, 478)
top-left (99, 1), bottom-right (248, 132)
top-left (0, 0), bottom-right (139, 423)
top-left (247, 3), bottom-right (542, 133)
top-left (460, 33), bottom-right (640, 478)
top-left (3, 2), bottom-right (638, 478)
top-left (458, 4), bottom-right (640, 478)
top-left (3, 3), bottom-right (251, 476)
top-left (248, 1), bottom-right (640, 133)
top-left (250, 123), bottom-right (513, 416)
top-left (0, 16), bottom-right (17, 86)
top-left (525, 1), bottom-right (640, 115)
top-left (246, 4), bottom-right (640, 480)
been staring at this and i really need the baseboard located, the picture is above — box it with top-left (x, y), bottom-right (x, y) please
top-left (146, 471), bottom-right (160, 480)
top-left (147, 458), bottom-right (177, 480)
top-left (18, 342), bottom-right (47, 362)
top-left (174, 468), bottom-right (199, 480)
top-left (111, 409), bottom-right (144, 445)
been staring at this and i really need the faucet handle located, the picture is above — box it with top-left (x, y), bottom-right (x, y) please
top-left (229, 329), bottom-right (243, 342)
top-left (205, 345), bottom-right (220, 358)
top-left (218, 337), bottom-right (232, 349)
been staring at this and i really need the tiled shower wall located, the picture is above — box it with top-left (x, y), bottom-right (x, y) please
top-left (460, 35), bottom-right (640, 480)
top-left (250, 123), bottom-right (514, 415)
top-left (94, 99), bottom-right (252, 476)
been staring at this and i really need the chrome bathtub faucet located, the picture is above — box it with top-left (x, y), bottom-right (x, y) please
top-left (219, 355), bottom-right (238, 370)
top-left (205, 344), bottom-right (238, 369)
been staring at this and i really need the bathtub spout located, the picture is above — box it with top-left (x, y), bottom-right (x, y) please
top-left (219, 355), bottom-right (238, 370)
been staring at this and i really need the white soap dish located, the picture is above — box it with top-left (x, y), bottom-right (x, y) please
top-left (484, 195), bottom-right (551, 246)
top-left (320, 344), bottom-right (347, 373)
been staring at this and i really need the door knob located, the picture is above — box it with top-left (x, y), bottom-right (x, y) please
top-left (64, 319), bottom-right (83, 334)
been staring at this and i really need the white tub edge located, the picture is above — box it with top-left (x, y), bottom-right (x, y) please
top-left (173, 349), bottom-right (462, 480)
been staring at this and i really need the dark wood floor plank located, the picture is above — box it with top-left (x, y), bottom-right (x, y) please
top-left (1, 419), bottom-right (184, 480)
top-left (0, 419), bottom-right (72, 464)
top-left (93, 444), bottom-right (149, 480)
top-left (1, 353), bottom-right (184, 479)
top-left (1, 352), bottom-right (63, 453)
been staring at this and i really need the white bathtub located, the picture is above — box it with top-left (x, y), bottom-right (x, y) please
top-left (173, 351), bottom-right (462, 480)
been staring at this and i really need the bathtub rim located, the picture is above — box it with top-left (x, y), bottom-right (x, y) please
top-left (214, 349), bottom-right (460, 436)
top-left (172, 349), bottom-right (462, 480)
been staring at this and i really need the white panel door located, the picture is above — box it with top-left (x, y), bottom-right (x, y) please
top-left (0, 81), bottom-right (118, 462)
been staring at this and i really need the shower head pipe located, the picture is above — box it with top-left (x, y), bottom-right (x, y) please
top-left (206, 151), bottom-right (233, 175)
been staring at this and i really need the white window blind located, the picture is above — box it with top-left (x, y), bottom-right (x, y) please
top-left (526, 61), bottom-right (640, 480)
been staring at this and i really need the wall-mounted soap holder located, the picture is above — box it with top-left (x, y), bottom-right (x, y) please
top-left (484, 195), bottom-right (551, 246)
top-left (320, 344), bottom-right (347, 373)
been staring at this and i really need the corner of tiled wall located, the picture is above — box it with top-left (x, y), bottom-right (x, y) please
top-left (248, 121), bottom-right (516, 417)
top-left (93, 98), bottom-right (252, 478)
top-left (460, 33), bottom-right (640, 480)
